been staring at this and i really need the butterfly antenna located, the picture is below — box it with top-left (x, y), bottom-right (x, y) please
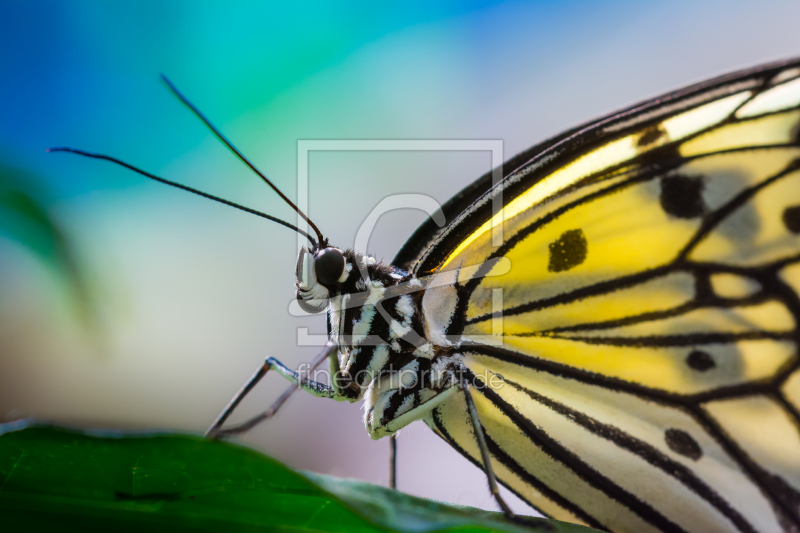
top-left (46, 147), bottom-right (317, 246)
top-left (160, 74), bottom-right (325, 246)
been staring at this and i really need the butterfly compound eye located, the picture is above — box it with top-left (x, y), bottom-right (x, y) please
top-left (314, 248), bottom-right (345, 287)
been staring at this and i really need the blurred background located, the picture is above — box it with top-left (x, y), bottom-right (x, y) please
top-left (1, 0), bottom-right (798, 516)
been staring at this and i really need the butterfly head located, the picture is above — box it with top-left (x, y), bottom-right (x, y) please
top-left (295, 245), bottom-right (352, 313)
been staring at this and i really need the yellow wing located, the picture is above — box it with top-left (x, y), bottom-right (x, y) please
top-left (418, 60), bottom-right (800, 533)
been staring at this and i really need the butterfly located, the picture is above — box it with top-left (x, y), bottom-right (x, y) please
top-left (51, 57), bottom-right (800, 533)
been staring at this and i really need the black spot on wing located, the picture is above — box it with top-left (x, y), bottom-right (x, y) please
top-left (686, 350), bottom-right (716, 372)
top-left (665, 429), bottom-right (703, 460)
top-left (548, 229), bottom-right (588, 273)
top-left (637, 124), bottom-right (667, 147)
top-left (783, 205), bottom-right (800, 234)
top-left (660, 175), bottom-right (706, 219)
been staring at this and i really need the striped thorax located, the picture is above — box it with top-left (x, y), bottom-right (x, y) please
top-left (295, 245), bottom-right (460, 439)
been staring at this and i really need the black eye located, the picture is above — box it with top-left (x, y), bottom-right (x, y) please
top-left (314, 248), bottom-right (345, 286)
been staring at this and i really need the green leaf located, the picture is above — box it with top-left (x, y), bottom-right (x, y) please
top-left (0, 421), bottom-right (596, 533)
top-left (0, 163), bottom-right (95, 328)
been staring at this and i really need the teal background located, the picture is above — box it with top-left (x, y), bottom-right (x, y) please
top-left (1, 0), bottom-right (799, 516)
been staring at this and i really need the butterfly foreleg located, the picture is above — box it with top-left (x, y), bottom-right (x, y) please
top-left (206, 342), bottom-right (342, 439)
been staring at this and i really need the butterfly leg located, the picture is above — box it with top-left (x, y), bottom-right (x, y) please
top-left (460, 377), bottom-right (515, 519)
top-left (206, 342), bottom-right (339, 439)
top-left (389, 434), bottom-right (398, 489)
